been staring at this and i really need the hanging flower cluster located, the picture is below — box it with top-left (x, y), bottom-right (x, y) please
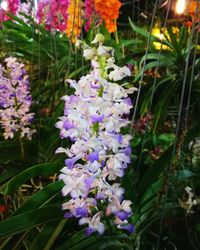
top-left (36, 0), bottom-right (70, 32)
top-left (0, 0), bottom-right (33, 24)
top-left (84, 0), bottom-right (95, 31)
top-left (0, 0), bottom-right (19, 23)
top-left (94, 0), bottom-right (121, 33)
top-left (66, 0), bottom-right (83, 43)
top-left (56, 34), bottom-right (136, 236)
top-left (0, 57), bottom-right (35, 140)
top-left (187, 1), bottom-right (200, 28)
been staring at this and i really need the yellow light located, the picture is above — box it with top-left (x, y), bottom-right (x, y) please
top-left (175, 0), bottom-right (186, 14)
top-left (1, 0), bottom-right (8, 11)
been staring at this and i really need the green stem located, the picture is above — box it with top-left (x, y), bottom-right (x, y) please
top-left (19, 138), bottom-right (24, 160)
top-left (114, 27), bottom-right (119, 45)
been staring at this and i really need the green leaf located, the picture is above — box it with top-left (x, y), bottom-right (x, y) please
top-left (0, 204), bottom-right (63, 237)
top-left (30, 219), bottom-right (66, 250)
top-left (0, 163), bottom-right (61, 195)
top-left (137, 145), bottom-right (173, 194)
top-left (13, 181), bottom-right (64, 215)
top-left (129, 19), bottom-right (173, 49)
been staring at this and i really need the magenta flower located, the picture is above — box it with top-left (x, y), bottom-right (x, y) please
top-left (0, 0), bottom-right (20, 23)
top-left (36, 0), bottom-right (70, 32)
top-left (85, 0), bottom-right (95, 31)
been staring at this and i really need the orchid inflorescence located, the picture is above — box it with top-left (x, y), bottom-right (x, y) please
top-left (0, 57), bottom-right (35, 140)
top-left (0, 0), bottom-right (32, 24)
top-left (56, 34), bottom-right (137, 236)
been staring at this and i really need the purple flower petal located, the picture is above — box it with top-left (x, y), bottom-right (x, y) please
top-left (85, 227), bottom-right (95, 237)
top-left (64, 213), bottom-right (73, 218)
top-left (76, 207), bottom-right (88, 217)
top-left (84, 177), bottom-right (94, 188)
top-left (96, 193), bottom-right (105, 200)
top-left (120, 224), bottom-right (135, 233)
top-left (86, 151), bottom-right (99, 162)
top-left (63, 120), bottom-right (74, 130)
top-left (124, 146), bottom-right (131, 156)
top-left (91, 114), bottom-right (104, 123)
top-left (124, 97), bottom-right (132, 106)
top-left (65, 156), bottom-right (80, 169)
top-left (115, 211), bottom-right (130, 221)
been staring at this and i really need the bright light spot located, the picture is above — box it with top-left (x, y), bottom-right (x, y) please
top-left (175, 0), bottom-right (186, 14)
top-left (0, 0), bottom-right (8, 11)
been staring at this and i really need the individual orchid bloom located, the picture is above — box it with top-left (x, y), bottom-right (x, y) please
top-left (108, 66), bottom-right (131, 82)
top-left (97, 45), bottom-right (115, 58)
top-left (56, 34), bottom-right (135, 236)
top-left (83, 48), bottom-right (96, 60)
top-left (59, 168), bottom-right (90, 199)
top-left (62, 198), bottom-right (97, 218)
top-left (106, 196), bottom-right (132, 221)
top-left (91, 33), bottom-right (105, 44)
top-left (79, 212), bottom-right (105, 236)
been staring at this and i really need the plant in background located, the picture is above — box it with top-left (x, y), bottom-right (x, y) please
top-left (55, 34), bottom-right (136, 236)
top-left (36, 0), bottom-right (70, 32)
top-left (94, 0), bottom-right (121, 33)
top-left (0, 0), bottom-right (19, 23)
top-left (0, 0), bottom-right (123, 43)
top-left (184, 0), bottom-right (200, 28)
top-left (0, 57), bottom-right (35, 140)
top-left (17, 1), bottom-right (33, 23)
top-left (66, 0), bottom-right (83, 42)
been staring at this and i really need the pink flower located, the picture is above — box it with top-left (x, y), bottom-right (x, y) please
top-left (0, 0), bottom-right (20, 23)
top-left (84, 0), bottom-right (95, 31)
top-left (36, 0), bottom-right (70, 32)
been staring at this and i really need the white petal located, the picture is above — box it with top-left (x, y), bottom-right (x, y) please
top-left (79, 217), bottom-right (90, 225)
top-left (97, 223), bottom-right (105, 235)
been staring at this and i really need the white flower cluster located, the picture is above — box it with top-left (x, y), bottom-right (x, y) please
top-left (56, 34), bottom-right (137, 236)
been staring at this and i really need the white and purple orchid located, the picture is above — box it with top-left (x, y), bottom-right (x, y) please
top-left (0, 57), bottom-right (35, 140)
top-left (56, 34), bottom-right (136, 236)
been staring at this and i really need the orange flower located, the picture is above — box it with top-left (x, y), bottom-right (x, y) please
top-left (188, 1), bottom-right (200, 24)
top-left (94, 0), bottom-right (121, 33)
top-left (66, 0), bottom-right (83, 42)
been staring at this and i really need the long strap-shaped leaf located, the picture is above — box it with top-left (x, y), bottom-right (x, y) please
top-left (0, 204), bottom-right (63, 238)
top-left (0, 163), bottom-right (61, 195)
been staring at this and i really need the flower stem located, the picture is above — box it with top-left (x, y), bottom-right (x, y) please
top-left (19, 138), bottom-right (24, 160)
top-left (114, 27), bottom-right (119, 45)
